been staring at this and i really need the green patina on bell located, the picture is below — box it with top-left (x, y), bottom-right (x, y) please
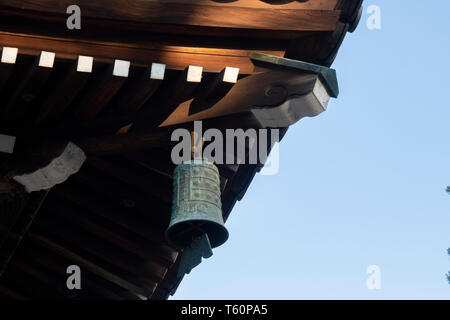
top-left (166, 160), bottom-right (228, 249)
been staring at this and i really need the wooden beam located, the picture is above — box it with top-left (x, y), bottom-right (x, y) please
top-left (189, 67), bottom-right (239, 115)
top-left (132, 66), bottom-right (205, 130)
top-left (16, 240), bottom-right (134, 299)
top-left (52, 182), bottom-right (175, 254)
top-left (0, 284), bottom-right (28, 300)
top-left (76, 128), bottom-right (173, 156)
top-left (35, 205), bottom-right (167, 284)
top-left (123, 150), bottom-right (175, 180)
top-left (106, 65), bottom-right (163, 117)
top-left (0, 190), bottom-right (48, 277)
top-left (0, 54), bottom-right (53, 133)
top-left (9, 258), bottom-right (68, 299)
top-left (41, 197), bottom-right (171, 269)
top-left (150, 253), bottom-right (183, 300)
top-left (0, 47), bottom-right (17, 94)
top-left (335, 0), bottom-right (363, 23)
top-left (75, 113), bottom-right (259, 156)
top-left (161, 70), bottom-right (329, 128)
top-left (34, 59), bottom-right (91, 127)
top-left (90, 0), bottom-right (341, 10)
top-left (0, 31), bottom-right (280, 74)
top-left (84, 156), bottom-right (173, 205)
top-left (29, 232), bottom-right (152, 297)
top-left (0, 1), bottom-right (340, 32)
top-left (71, 63), bottom-right (127, 121)
top-left (1, 258), bottom-right (64, 299)
top-left (0, 181), bottom-right (13, 193)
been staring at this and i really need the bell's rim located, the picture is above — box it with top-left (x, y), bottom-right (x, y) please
top-left (165, 219), bottom-right (229, 249)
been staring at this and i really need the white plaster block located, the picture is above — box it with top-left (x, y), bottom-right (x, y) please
top-left (223, 67), bottom-right (239, 83)
top-left (1, 47), bottom-right (18, 64)
top-left (187, 65), bottom-right (203, 82)
top-left (150, 63), bottom-right (166, 80)
top-left (39, 51), bottom-right (55, 68)
top-left (77, 55), bottom-right (94, 73)
top-left (113, 59), bottom-right (130, 77)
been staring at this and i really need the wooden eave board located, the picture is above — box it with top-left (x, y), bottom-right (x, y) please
top-left (0, 1), bottom-right (340, 32)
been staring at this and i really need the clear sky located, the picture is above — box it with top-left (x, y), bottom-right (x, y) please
top-left (173, 1), bottom-right (450, 300)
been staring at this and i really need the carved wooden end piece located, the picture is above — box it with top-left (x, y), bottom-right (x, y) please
top-left (13, 142), bottom-right (86, 193)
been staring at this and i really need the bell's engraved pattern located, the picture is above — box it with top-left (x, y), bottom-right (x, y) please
top-left (166, 160), bottom-right (228, 249)
top-left (174, 162), bottom-right (221, 210)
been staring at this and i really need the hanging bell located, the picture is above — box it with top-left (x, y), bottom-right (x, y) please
top-left (166, 159), bottom-right (228, 249)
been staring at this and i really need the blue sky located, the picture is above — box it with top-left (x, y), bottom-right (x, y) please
top-left (173, 1), bottom-right (450, 299)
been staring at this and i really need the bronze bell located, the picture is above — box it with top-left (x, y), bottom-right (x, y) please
top-left (166, 160), bottom-right (228, 249)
